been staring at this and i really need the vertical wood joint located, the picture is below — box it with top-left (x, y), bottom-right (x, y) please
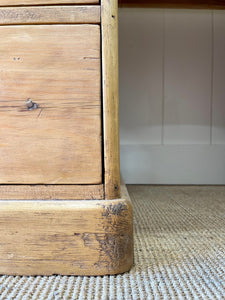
top-left (101, 0), bottom-right (120, 199)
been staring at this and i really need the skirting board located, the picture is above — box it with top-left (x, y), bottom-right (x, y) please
top-left (0, 185), bottom-right (133, 276)
top-left (121, 144), bottom-right (225, 184)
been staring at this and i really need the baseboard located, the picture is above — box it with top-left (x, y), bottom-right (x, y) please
top-left (121, 144), bottom-right (225, 184)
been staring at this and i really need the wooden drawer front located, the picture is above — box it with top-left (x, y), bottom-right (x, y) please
top-left (0, 25), bottom-right (102, 184)
top-left (0, 6), bottom-right (100, 25)
top-left (0, 0), bottom-right (99, 6)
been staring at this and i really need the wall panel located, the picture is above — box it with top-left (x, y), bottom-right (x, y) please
top-left (119, 9), bottom-right (164, 145)
top-left (119, 8), bottom-right (225, 184)
top-left (164, 10), bottom-right (212, 144)
top-left (212, 11), bottom-right (225, 144)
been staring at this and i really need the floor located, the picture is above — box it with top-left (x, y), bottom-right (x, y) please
top-left (128, 185), bottom-right (225, 299)
top-left (0, 185), bottom-right (224, 299)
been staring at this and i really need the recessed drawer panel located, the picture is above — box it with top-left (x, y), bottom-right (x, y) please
top-left (0, 0), bottom-right (98, 6)
top-left (0, 25), bottom-right (102, 184)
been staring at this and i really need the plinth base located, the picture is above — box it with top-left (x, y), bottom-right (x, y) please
top-left (0, 185), bottom-right (133, 276)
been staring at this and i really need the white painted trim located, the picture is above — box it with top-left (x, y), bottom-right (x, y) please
top-left (121, 144), bottom-right (225, 184)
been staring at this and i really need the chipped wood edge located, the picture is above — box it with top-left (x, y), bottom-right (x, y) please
top-left (0, 184), bottom-right (133, 275)
top-left (101, 0), bottom-right (120, 200)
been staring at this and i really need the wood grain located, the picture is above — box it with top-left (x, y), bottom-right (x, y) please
top-left (0, 0), bottom-right (99, 7)
top-left (0, 6), bottom-right (100, 25)
top-left (0, 184), bottom-right (104, 200)
top-left (0, 25), bottom-right (102, 184)
top-left (0, 185), bottom-right (133, 275)
top-left (119, 0), bottom-right (225, 9)
top-left (101, 0), bottom-right (120, 199)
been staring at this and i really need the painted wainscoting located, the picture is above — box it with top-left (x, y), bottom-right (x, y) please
top-left (119, 8), bottom-right (225, 184)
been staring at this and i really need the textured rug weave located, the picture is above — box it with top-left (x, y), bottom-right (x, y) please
top-left (0, 185), bottom-right (224, 300)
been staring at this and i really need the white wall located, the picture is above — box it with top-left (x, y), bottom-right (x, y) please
top-left (119, 8), bottom-right (225, 184)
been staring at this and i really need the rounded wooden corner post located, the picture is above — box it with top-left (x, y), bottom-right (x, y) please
top-left (101, 0), bottom-right (134, 275)
top-left (101, 0), bottom-right (121, 200)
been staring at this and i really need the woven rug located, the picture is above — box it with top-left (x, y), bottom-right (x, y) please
top-left (0, 185), bottom-right (224, 300)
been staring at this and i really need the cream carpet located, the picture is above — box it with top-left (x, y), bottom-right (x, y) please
top-left (0, 185), bottom-right (224, 299)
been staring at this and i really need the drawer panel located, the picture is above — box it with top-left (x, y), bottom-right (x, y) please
top-left (0, 25), bottom-right (102, 184)
top-left (0, 0), bottom-right (99, 6)
top-left (0, 6), bottom-right (100, 25)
